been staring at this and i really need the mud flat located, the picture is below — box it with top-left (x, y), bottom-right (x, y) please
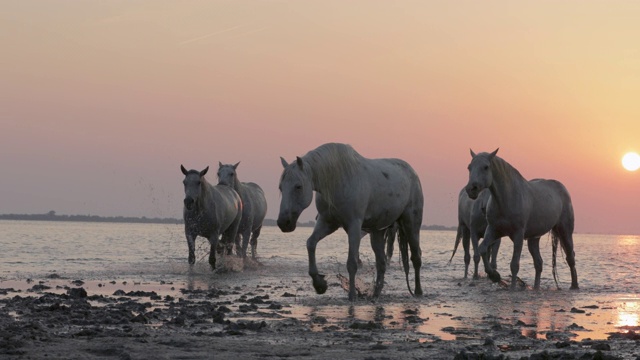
top-left (1, 256), bottom-right (639, 359)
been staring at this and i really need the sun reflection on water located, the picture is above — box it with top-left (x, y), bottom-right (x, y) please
top-left (616, 299), bottom-right (640, 331)
top-left (617, 235), bottom-right (640, 247)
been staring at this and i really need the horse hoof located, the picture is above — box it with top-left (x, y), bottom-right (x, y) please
top-left (312, 276), bottom-right (328, 294)
top-left (414, 288), bottom-right (423, 297)
top-left (570, 285), bottom-right (579, 290)
top-left (488, 272), bottom-right (501, 283)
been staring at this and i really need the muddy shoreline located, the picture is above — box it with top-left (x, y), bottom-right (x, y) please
top-left (2, 256), bottom-right (640, 360)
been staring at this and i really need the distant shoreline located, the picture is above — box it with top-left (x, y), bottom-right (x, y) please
top-left (0, 212), bottom-right (456, 231)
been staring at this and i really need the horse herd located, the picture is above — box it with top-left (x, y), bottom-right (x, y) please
top-left (181, 142), bottom-right (578, 301)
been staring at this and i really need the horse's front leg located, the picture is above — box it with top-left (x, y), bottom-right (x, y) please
top-left (489, 237), bottom-right (501, 271)
top-left (239, 227), bottom-right (252, 258)
top-left (346, 224), bottom-right (364, 301)
top-left (185, 231), bottom-right (197, 265)
top-left (208, 232), bottom-right (220, 270)
top-left (509, 231), bottom-right (525, 290)
top-left (307, 219), bottom-right (339, 295)
top-left (369, 230), bottom-right (387, 298)
top-left (479, 226), bottom-right (501, 282)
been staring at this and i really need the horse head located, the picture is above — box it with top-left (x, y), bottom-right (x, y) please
top-left (277, 156), bottom-right (313, 232)
top-left (465, 149), bottom-right (498, 199)
top-left (181, 165), bottom-right (209, 211)
top-left (217, 162), bottom-right (240, 187)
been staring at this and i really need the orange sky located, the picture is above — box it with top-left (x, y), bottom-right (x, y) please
top-left (1, 1), bottom-right (639, 234)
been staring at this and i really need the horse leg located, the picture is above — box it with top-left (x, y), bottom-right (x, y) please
top-left (307, 219), bottom-right (339, 295)
top-left (527, 237), bottom-right (543, 290)
top-left (462, 227), bottom-right (474, 279)
top-left (555, 226), bottom-right (579, 289)
top-left (346, 224), bottom-right (364, 301)
top-left (489, 237), bottom-right (501, 271)
top-left (239, 226), bottom-right (252, 258)
top-left (250, 226), bottom-right (262, 259)
top-left (186, 231), bottom-right (196, 265)
top-left (208, 232), bottom-right (220, 270)
top-left (509, 232), bottom-right (525, 290)
top-left (369, 230), bottom-right (387, 298)
top-left (478, 226), bottom-right (501, 282)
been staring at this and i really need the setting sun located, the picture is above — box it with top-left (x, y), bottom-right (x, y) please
top-left (622, 152), bottom-right (640, 171)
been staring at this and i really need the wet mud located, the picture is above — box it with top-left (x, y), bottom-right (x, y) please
top-left (1, 257), bottom-right (639, 359)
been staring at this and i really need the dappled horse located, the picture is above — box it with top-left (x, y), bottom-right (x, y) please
top-left (449, 188), bottom-right (501, 279)
top-left (217, 162), bottom-right (268, 259)
top-left (277, 143), bottom-right (423, 301)
top-left (465, 149), bottom-right (578, 290)
top-left (181, 165), bottom-right (242, 270)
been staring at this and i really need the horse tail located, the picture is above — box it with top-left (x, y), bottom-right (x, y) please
top-left (551, 231), bottom-right (560, 290)
top-left (397, 225), bottom-right (414, 296)
top-left (449, 224), bottom-right (463, 264)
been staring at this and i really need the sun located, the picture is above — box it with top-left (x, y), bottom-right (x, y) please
top-left (622, 152), bottom-right (640, 171)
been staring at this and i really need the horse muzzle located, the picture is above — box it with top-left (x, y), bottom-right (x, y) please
top-left (184, 198), bottom-right (195, 211)
top-left (277, 213), bottom-right (298, 233)
top-left (465, 184), bottom-right (480, 200)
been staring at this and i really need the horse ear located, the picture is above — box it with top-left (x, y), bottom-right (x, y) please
top-left (181, 165), bottom-right (188, 175)
top-left (296, 156), bottom-right (304, 169)
top-left (218, 161), bottom-right (223, 169)
top-left (233, 162), bottom-right (240, 169)
top-left (200, 166), bottom-right (209, 177)
top-left (470, 149), bottom-right (476, 158)
top-left (280, 157), bottom-right (289, 169)
top-left (489, 148), bottom-right (499, 159)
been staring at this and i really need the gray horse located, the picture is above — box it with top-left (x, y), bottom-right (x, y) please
top-left (449, 188), bottom-right (500, 279)
top-left (278, 143), bottom-right (423, 301)
top-left (217, 162), bottom-right (268, 259)
top-left (465, 149), bottom-right (578, 290)
top-left (181, 165), bottom-right (242, 269)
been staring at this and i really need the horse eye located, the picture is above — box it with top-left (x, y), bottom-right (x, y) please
top-left (295, 184), bottom-right (303, 190)
top-left (483, 165), bottom-right (489, 170)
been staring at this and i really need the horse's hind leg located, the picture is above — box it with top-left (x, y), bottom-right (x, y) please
top-left (527, 237), bottom-right (543, 290)
top-left (555, 226), bottom-right (579, 289)
top-left (307, 219), bottom-right (339, 296)
top-left (250, 226), bottom-right (262, 259)
top-left (370, 230), bottom-right (387, 298)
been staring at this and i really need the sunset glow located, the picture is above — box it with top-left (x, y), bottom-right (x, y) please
top-left (1, 1), bottom-right (640, 234)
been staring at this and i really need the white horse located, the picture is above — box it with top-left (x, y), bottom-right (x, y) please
top-left (449, 188), bottom-right (500, 279)
top-left (217, 162), bottom-right (268, 259)
top-left (181, 165), bottom-right (243, 269)
top-left (465, 149), bottom-right (578, 290)
top-left (277, 143), bottom-right (423, 301)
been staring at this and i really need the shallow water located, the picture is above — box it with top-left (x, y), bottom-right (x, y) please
top-left (1, 220), bottom-right (639, 341)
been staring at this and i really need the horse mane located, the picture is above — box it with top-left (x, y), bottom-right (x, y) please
top-left (490, 154), bottom-right (526, 185)
top-left (302, 143), bottom-right (364, 206)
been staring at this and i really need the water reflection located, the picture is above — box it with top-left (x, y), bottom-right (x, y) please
top-left (617, 235), bottom-right (640, 247)
top-left (617, 298), bottom-right (640, 330)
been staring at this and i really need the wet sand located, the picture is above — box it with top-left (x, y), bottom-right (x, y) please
top-left (1, 255), bottom-right (639, 359)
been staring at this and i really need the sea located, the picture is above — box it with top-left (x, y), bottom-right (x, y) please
top-left (1, 220), bottom-right (639, 341)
